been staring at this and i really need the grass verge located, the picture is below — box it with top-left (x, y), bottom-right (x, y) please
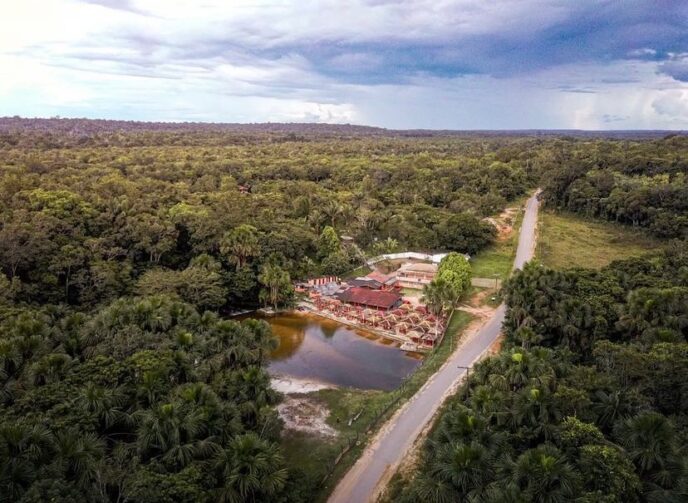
top-left (537, 210), bottom-right (663, 269)
top-left (470, 198), bottom-right (525, 280)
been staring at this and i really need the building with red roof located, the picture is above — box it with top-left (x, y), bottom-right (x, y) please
top-left (336, 287), bottom-right (402, 310)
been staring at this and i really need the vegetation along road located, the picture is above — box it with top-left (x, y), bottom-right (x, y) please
top-left (328, 190), bottom-right (542, 503)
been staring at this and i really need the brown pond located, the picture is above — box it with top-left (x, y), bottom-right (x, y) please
top-left (247, 312), bottom-right (422, 391)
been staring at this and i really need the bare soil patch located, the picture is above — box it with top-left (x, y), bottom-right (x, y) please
top-left (277, 396), bottom-right (338, 437)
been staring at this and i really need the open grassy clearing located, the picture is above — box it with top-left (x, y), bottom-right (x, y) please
top-left (469, 200), bottom-right (525, 280)
top-left (279, 309), bottom-right (474, 502)
top-left (537, 210), bottom-right (664, 269)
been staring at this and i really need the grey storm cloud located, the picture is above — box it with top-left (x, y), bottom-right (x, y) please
top-left (658, 55), bottom-right (688, 82)
top-left (2, 0), bottom-right (688, 128)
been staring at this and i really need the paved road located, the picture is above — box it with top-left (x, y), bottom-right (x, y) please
top-left (328, 191), bottom-right (541, 503)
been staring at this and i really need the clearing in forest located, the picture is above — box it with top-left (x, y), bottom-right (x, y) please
top-left (537, 210), bottom-right (663, 269)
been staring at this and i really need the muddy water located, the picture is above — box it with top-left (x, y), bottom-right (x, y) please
top-left (251, 312), bottom-right (422, 391)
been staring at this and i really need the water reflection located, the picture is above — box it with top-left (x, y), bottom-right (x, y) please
top-left (249, 312), bottom-right (421, 391)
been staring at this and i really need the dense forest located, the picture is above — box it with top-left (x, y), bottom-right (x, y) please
top-left (541, 137), bottom-right (688, 238)
top-left (0, 120), bottom-right (532, 502)
top-left (1, 119), bottom-right (687, 502)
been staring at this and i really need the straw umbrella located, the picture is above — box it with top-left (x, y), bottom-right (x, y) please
top-left (417, 320), bottom-right (434, 332)
top-left (396, 322), bottom-right (410, 334)
top-left (407, 330), bottom-right (422, 342)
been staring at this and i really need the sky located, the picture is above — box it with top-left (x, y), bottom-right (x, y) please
top-left (1, 0), bottom-right (688, 129)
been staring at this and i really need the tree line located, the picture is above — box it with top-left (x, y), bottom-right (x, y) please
top-left (541, 136), bottom-right (688, 238)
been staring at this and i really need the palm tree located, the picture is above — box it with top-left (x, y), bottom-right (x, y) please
top-left (136, 401), bottom-right (207, 468)
top-left (234, 367), bottom-right (275, 411)
top-left (430, 441), bottom-right (493, 497)
top-left (511, 444), bottom-right (579, 502)
top-left (614, 412), bottom-right (676, 475)
top-left (213, 433), bottom-right (287, 503)
top-left (0, 339), bottom-right (22, 381)
top-left (77, 383), bottom-right (130, 432)
top-left (136, 403), bottom-right (183, 458)
top-left (422, 278), bottom-right (455, 340)
top-left (28, 352), bottom-right (73, 386)
top-left (241, 318), bottom-right (278, 363)
top-left (412, 474), bottom-right (456, 503)
top-left (53, 429), bottom-right (105, 489)
top-left (322, 199), bottom-right (344, 228)
top-left (591, 390), bottom-right (627, 428)
top-left (0, 423), bottom-right (53, 501)
top-left (258, 264), bottom-right (291, 311)
top-left (220, 225), bottom-right (260, 270)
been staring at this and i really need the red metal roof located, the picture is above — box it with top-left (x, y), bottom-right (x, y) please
top-left (336, 287), bottom-right (402, 310)
top-left (366, 271), bottom-right (396, 284)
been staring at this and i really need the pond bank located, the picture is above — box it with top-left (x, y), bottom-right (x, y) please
top-left (272, 375), bottom-right (335, 394)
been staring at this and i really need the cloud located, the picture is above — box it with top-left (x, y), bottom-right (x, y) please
top-left (658, 54), bottom-right (688, 82)
top-left (1, 0), bottom-right (688, 128)
top-left (628, 48), bottom-right (658, 58)
top-left (652, 90), bottom-right (688, 118)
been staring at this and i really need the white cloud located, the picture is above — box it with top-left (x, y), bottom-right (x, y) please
top-left (652, 90), bottom-right (688, 119)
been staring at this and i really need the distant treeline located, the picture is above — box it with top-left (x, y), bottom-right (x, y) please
top-left (1, 117), bottom-right (684, 144)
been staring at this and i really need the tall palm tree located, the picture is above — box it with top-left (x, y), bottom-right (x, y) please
top-left (422, 278), bottom-right (455, 339)
top-left (322, 199), bottom-right (344, 228)
top-left (220, 225), bottom-right (260, 270)
top-left (258, 264), bottom-right (290, 311)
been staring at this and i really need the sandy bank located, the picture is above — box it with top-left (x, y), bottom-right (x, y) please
top-left (271, 375), bottom-right (336, 394)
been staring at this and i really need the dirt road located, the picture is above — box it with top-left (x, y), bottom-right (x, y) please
top-left (328, 191), bottom-right (541, 503)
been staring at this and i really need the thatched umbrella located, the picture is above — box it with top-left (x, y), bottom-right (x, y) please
top-left (407, 330), bottom-right (422, 342)
top-left (396, 322), bottom-right (411, 334)
top-left (380, 318), bottom-right (394, 330)
top-left (399, 303), bottom-right (414, 311)
top-left (417, 320), bottom-right (434, 330)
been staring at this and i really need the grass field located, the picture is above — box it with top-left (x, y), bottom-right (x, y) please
top-left (280, 309), bottom-right (474, 502)
top-left (470, 204), bottom-right (524, 281)
top-left (536, 211), bottom-right (663, 269)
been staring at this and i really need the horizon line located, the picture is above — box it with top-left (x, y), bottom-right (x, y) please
top-left (2, 116), bottom-right (687, 134)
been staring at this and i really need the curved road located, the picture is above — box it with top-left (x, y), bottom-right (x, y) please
top-left (328, 191), bottom-right (541, 503)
